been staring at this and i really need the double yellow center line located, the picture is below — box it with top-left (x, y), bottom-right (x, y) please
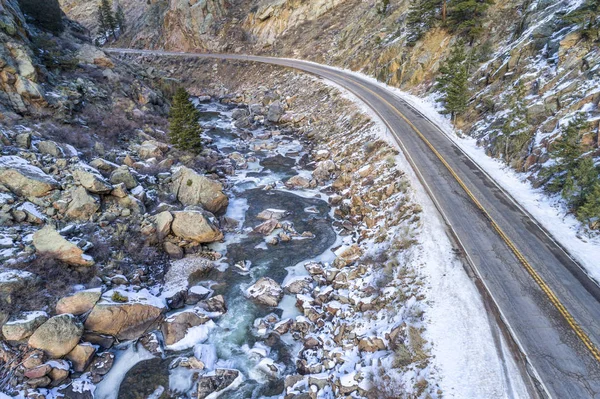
top-left (325, 70), bottom-right (600, 363)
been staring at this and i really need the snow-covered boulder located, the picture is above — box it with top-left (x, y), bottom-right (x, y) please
top-left (246, 277), bottom-right (283, 307)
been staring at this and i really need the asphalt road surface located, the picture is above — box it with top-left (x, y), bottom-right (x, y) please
top-left (110, 49), bottom-right (600, 399)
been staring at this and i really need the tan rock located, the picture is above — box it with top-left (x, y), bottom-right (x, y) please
top-left (33, 225), bottom-right (94, 266)
top-left (245, 277), bottom-right (283, 307)
top-left (56, 289), bottom-right (101, 315)
top-left (28, 314), bottom-right (83, 358)
top-left (138, 141), bottom-right (165, 160)
top-left (155, 211), bottom-right (173, 240)
top-left (2, 311), bottom-right (48, 342)
top-left (66, 343), bottom-right (96, 372)
top-left (171, 166), bottom-right (228, 213)
top-left (84, 290), bottom-right (166, 340)
top-left (171, 211), bottom-right (223, 243)
top-left (65, 186), bottom-right (100, 220)
top-left (0, 156), bottom-right (58, 198)
top-left (71, 164), bottom-right (113, 194)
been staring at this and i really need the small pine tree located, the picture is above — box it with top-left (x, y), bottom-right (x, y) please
top-left (406, 0), bottom-right (440, 45)
top-left (447, 0), bottom-right (494, 45)
top-left (498, 82), bottom-right (531, 160)
top-left (436, 43), bottom-right (469, 122)
top-left (543, 114), bottom-right (600, 228)
top-left (169, 88), bottom-right (203, 154)
top-left (577, 181), bottom-right (600, 228)
top-left (115, 5), bottom-right (126, 33)
top-left (98, 0), bottom-right (116, 40)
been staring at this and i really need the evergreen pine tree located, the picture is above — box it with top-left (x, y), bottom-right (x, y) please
top-left (115, 5), bottom-right (126, 33)
top-left (447, 0), bottom-right (494, 44)
top-left (577, 182), bottom-right (600, 228)
top-left (406, 0), bottom-right (440, 45)
top-left (169, 88), bottom-right (203, 154)
top-left (436, 43), bottom-right (469, 122)
top-left (498, 82), bottom-right (530, 160)
top-left (98, 0), bottom-right (116, 40)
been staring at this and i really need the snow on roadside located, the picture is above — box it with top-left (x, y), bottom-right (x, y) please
top-left (295, 57), bottom-right (600, 287)
top-left (319, 79), bottom-right (529, 397)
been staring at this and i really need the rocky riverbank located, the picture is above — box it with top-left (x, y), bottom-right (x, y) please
top-left (0, 63), bottom-right (437, 399)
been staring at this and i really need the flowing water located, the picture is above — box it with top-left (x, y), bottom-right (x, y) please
top-left (111, 101), bottom-right (338, 399)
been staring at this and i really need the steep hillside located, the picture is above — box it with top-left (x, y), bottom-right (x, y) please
top-left (60, 0), bottom-right (600, 229)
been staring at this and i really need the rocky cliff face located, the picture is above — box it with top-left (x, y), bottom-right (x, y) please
top-left (58, 0), bottom-right (600, 192)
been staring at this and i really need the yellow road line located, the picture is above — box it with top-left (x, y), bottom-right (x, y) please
top-left (329, 72), bottom-right (600, 363)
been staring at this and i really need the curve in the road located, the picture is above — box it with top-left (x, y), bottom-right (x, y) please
top-left (109, 49), bottom-right (600, 398)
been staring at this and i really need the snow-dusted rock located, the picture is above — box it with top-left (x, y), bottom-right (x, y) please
top-left (33, 225), bottom-right (94, 266)
top-left (37, 140), bottom-right (63, 157)
top-left (2, 311), bottom-right (48, 342)
top-left (0, 156), bottom-right (58, 198)
top-left (171, 166), bottom-right (228, 213)
top-left (55, 289), bottom-right (102, 316)
top-left (196, 369), bottom-right (242, 399)
top-left (161, 309), bottom-right (210, 346)
top-left (171, 210), bottom-right (223, 243)
top-left (71, 163), bottom-right (113, 194)
top-left (28, 314), bottom-right (84, 358)
top-left (246, 277), bottom-right (283, 307)
top-left (84, 289), bottom-right (166, 340)
top-left (66, 343), bottom-right (96, 372)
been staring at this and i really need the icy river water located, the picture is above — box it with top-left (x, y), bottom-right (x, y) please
top-left (96, 101), bottom-right (339, 399)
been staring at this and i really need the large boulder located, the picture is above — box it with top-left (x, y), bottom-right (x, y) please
top-left (171, 211), bottom-right (223, 243)
top-left (246, 278), bottom-right (283, 307)
top-left (171, 167), bottom-right (228, 213)
top-left (0, 156), bottom-right (58, 198)
top-left (161, 309), bottom-right (210, 346)
top-left (65, 186), bottom-right (100, 220)
top-left (28, 314), bottom-right (84, 358)
top-left (33, 225), bottom-right (94, 266)
top-left (71, 164), bottom-right (113, 194)
top-left (2, 311), bottom-right (48, 342)
top-left (84, 289), bottom-right (166, 340)
top-left (55, 289), bottom-right (102, 316)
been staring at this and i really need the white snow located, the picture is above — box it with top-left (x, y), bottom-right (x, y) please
top-left (194, 343), bottom-right (218, 370)
top-left (94, 343), bottom-right (154, 399)
top-left (166, 320), bottom-right (216, 351)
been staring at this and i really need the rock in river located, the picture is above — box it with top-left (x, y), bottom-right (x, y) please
top-left (246, 277), bottom-right (283, 307)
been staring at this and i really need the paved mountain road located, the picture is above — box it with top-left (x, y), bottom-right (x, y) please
top-left (109, 49), bottom-right (600, 398)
